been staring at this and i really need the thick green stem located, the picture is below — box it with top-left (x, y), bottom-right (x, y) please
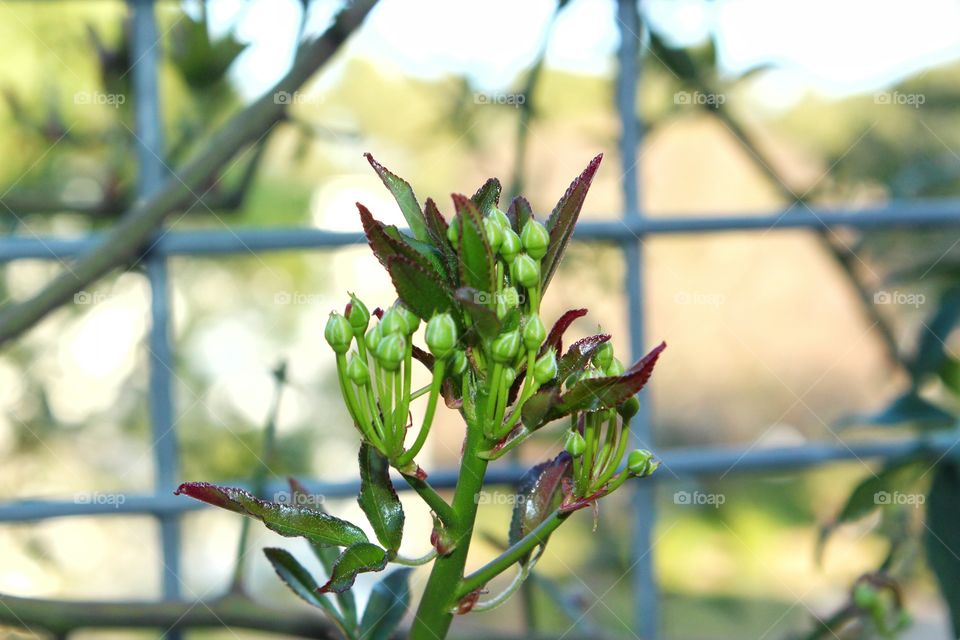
top-left (402, 474), bottom-right (457, 528)
top-left (409, 415), bottom-right (490, 638)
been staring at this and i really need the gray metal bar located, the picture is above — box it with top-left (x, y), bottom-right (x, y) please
top-left (5, 431), bottom-right (957, 522)
top-left (617, 1), bottom-right (658, 637)
top-left (129, 0), bottom-right (182, 614)
top-left (2, 200), bottom-right (960, 261)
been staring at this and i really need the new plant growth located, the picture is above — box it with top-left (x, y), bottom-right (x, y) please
top-left (177, 154), bottom-right (665, 639)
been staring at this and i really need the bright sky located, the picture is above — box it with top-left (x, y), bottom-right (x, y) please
top-left (204, 0), bottom-right (960, 105)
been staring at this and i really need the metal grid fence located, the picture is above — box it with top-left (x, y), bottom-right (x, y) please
top-left (2, 1), bottom-right (960, 638)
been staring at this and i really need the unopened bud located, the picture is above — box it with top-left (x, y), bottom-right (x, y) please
top-left (565, 430), bottom-right (586, 457)
top-left (605, 357), bottom-right (625, 377)
top-left (394, 301), bottom-right (420, 334)
top-left (618, 395), bottom-right (641, 420)
top-left (484, 217), bottom-right (503, 253)
top-left (627, 449), bottom-right (658, 477)
top-left (592, 342), bottom-right (614, 370)
top-left (451, 350), bottom-right (468, 375)
top-left (346, 353), bottom-right (370, 385)
top-left (520, 218), bottom-right (550, 260)
top-left (500, 228), bottom-right (521, 262)
top-left (492, 330), bottom-right (521, 364)
top-left (425, 313), bottom-right (458, 359)
top-left (364, 323), bottom-right (383, 353)
top-left (522, 315), bottom-right (547, 351)
top-left (347, 294), bottom-right (370, 334)
top-left (376, 333), bottom-right (406, 371)
top-left (324, 312), bottom-right (353, 354)
top-left (380, 307), bottom-right (405, 335)
top-left (533, 349), bottom-right (558, 384)
top-left (510, 253), bottom-right (540, 289)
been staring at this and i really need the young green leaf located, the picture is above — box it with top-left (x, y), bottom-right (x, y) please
top-left (386, 255), bottom-right (456, 321)
top-left (365, 153), bottom-right (430, 243)
top-left (263, 548), bottom-right (352, 637)
top-left (359, 568), bottom-right (413, 640)
top-left (175, 482), bottom-right (368, 547)
top-left (509, 452), bottom-right (572, 563)
top-left (471, 178), bottom-right (502, 217)
top-left (318, 542), bottom-right (389, 594)
top-left (541, 154), bottom-right (603, 290)
top-left (358, 443), bottom-right (405, 555)
top-left (925, 461), bottom-right (960, 636)
top-left (558, 341), bottom-right (665, 414)
top-left (453, 194), bottom-right (496, 295)
top-left (359, 203), bottom-right (446, 281)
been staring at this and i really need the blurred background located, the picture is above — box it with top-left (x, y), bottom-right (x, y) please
top-left (2, 0), bottom-right (960, 638)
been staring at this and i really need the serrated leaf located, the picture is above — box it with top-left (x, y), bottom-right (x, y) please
top-left (382, 225), bottom-right (447, 278)
top-left (385, 255), bottom-right (455, 321)
top-left (358, 443), bottom-right (404, 555)
top-left (365, 153), bottom-right (430, 243)
top-left (319, 542), bottom-right (388, 594)
top-left (557, 334), bottom-right (611, 380)
top-left (509, 452), bottom-right (572, 563)
top-left (359, 568), bottom-right (413, 640)
top-left (424, 197), bottom-right (458, 282)
top-left (175, 482), bottom-right (368, 547)
top-left (263, 548), bottom-right (350, 636)
top-left (455, 287), bottom-right (501, 341)
top-left (838, 391), bottom-right (954, 430)
top-left (471, 178), bottom-right (502, 217)
top-left (909, 285), bottom-right (960, 382)
top-left (542, 308), bottom-right (588, 357)
top-left (358, 203), bottom-right (444, 281)
top-left (558, 341), bottom-right (666, 414)
top-left (453, 194), bottom-right (496, 295)
top-left (520, 386), bottom-right (562, 430)
top-left (507, 196), bottom-right (534, 233)
top-left (541, 154), bottom-right (602, 290)
top-left (925, 461), bottom-right (960, 636)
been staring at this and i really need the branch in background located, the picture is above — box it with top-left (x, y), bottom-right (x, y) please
top-left (0, 0), bottom-right (377, 349)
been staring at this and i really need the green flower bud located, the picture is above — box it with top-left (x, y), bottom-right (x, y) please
top-left (346, 352), bottom-right (370, 385)
top-left (510, 253), bottom-right (540, 289)
top-left (492, 330), bottom-right (521, 364)
top-left (496, 295), bottom-right (509, 320)
top-left (500, 228), bottom-right (521, 262)
top-left (503, 366), bottom-right (517, 388)
top-left (451, 350), bottom-right (468, 375)
top-left (324, 312), bottom-right (353, 354)
top-left (425, 313), bottom-right (458, 358)
top-left (380, 307), bottom-right (405, 335)
top-left (522, 315), bottom-right (547, 352)
top-left (618, 395), bottom-right (641, 420)
top-left (364, 323), bottom-right (383, 353)
top-left (627, 449), bottom-right (658, 477)
top-left (520, 218), bottom-right (550, 260)
top-left (502, 286), bottom-right (520, 308)
top-left (394, 301), bottom-right (420, 334)
top-left (565, 430), bottom-right (586, 457)
top-left (484, 217), bottom-right (503, 253)
top-left (347, 294), bottom-right (370, 334)
top-left (593, 342), bottom-right (614, 370)
top-left (605, 357), bottom-right (625, 377)
top-left (375, 333), bottom-right (406, 371)
top-left (533, 349), bottom-right (558, 384)
top-left (492, 206), bottom-right (511, 229)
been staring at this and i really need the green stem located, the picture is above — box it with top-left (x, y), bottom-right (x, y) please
top-left (393, 548), bottom-right (438, 567)
top-left (457, 509), bottom-right (567, 600)
top-left (396, 360), bottom-right (446, 466)
top-left (402, 474), bottom-right (457, 528)
top-left (409, 404), bottom-right (490, 638)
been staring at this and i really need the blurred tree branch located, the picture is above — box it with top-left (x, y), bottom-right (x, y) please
top-left (0, 0), bottom-right (376, 349)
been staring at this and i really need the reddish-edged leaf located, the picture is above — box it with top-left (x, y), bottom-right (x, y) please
top-left (455, 287), bottom-right (501, 341)
top-left (471, 178), bottom-right (502, 217)
top-left (424, 197), bottom-right (458, 282)
top-left (385, 255), bottom-right (455, 321)
top-left (558, 341), bottom-right (666, 413)
top-left (318, 542), bottom-right (388, 594)
top-left (175, 482), bottom-right (367, 547)
top-left (541, 154), bottom-right (603, 290)
top-left (358, 203), bottom-right (445, 280)
top-left (557, 334), bottom-right (610, 380)
top-left (358, 443), bottom-right (404, 555)
top-left (520, 385), bottom-right (562, 430)
top-left (263, 548), bottom-right (349, 634)
top-left (365, 153), bottom-right (430, 243)
top-left (507, 195), bottom-right (534, 233)
top-left (541, 308), bottom-right (589, 357)
top-left (452, 194), bottom-right (496, 295)
top-left (509, 452), bottom-right (572, 563)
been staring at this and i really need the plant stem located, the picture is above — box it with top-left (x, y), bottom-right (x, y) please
top-left (402, 474), bottom-right (457, 527)
top-left (396, 360), bottom-right (446, 466)
top-left (409, 416), bottom-right (490, 638)
top-left (457, 509), bottom-right (568, 600)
